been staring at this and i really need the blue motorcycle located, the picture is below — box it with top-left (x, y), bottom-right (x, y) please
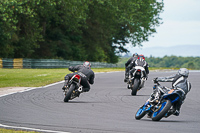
top-left (135, 80), bottom-right (184, 121)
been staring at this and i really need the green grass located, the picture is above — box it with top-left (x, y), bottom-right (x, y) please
top-left (0, 68), bottom-right (125, 88)
top-left (0, 128), bottom-right (39, 133)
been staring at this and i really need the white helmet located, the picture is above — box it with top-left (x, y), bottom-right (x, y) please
top-left (178, 68), bottom-right (189, 77)
top-left (83, 61), bottom-right (91, 68)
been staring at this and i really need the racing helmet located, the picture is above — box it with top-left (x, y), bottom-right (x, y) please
top-left (133, 53), bottom-right (138, 57)
top-left (83, 61), bottom-right (91, 68)
top-left (138, 54), bottom-right (145, 60)
top-left (178, 68), bottom-right (189, 77)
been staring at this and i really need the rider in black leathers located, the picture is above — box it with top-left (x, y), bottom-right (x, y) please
top-left (152, 68), bottom-right (191, 116)
top-left (62, 61), bottom-right (95, 93)
top-left (124, 53), bottom-right (138, 82)
top-left (128, 54), bottom-right (149, 79)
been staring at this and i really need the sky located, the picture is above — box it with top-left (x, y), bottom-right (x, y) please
top-left (127, 0), bottom-right (200, 52)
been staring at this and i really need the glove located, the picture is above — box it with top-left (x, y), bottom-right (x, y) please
top-left (68, 66), bottom-right (74, 72)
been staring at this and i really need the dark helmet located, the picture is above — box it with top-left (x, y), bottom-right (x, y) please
top-left (133, 53), bottom-right (138, 57)
top-left (138, 54), bottom-right (145, 60)
top-left (83, 61), bottom-right (91, 68)
top-left (178, 68), bottom-right (189, 77)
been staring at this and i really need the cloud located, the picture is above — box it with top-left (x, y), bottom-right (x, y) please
top-left (141, 0), bottom-right (200, 48)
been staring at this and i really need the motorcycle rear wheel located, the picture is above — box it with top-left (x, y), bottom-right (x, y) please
top-left (131, 78), bottom-right (140, 95)
top-left (64, 84), bottom-right (75, 102)
top-left (151, 99), bottom-right (172, 121)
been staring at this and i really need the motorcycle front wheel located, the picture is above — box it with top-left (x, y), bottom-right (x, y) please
top-left (64, 84), bottom-right (75, 102)
top-left (135, 105), bottom-right (146, 120)
top-left (151, 99), bottom-right (172, 121)
top-left (131, 78), bottom-right (140, 95)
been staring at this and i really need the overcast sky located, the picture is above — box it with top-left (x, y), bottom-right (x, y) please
top-left (130, 0), bottom-right (200, 49)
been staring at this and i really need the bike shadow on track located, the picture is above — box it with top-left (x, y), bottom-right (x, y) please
top-left (59, 100), bottom-right (110, 104)
top-left (123, 94), bottom-right (149, 96)
top-left (138, 118), bottom-right (188, 123)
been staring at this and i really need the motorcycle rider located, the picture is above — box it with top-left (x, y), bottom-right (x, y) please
top-left (128, 54), bottom-right (149, 80)
top-left (150, 68), bottom-right (191, 117)
top-left (124, 53), bottom-right (139, 82)
top-left (62, 61), bottom-right (95, 95)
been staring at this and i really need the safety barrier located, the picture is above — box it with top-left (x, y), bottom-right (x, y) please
top-left (0, 58), bottom-right (2, 68)
top-left (13, 58), bottom-right (23, 69)
top-left (0, 58), bottom-right (117, 68)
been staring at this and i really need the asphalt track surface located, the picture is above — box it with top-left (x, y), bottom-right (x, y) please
top-left (0, 71), bottom-right (200, 133)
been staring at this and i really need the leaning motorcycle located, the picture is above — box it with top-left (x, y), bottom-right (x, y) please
top-left (135, 80), bottom-right (184, 121)
top-left (63, 74), bottom-right (83, 102)
top-left (127, 66), bottom-right (146, 95)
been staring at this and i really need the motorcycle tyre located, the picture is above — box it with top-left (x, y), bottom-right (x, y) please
top-left (64, 84), bottom-right (75, 102)
top-left (131, 78), bottom-right (140, 96)
top-left (152, 100), bottom-right (172, 121)
top-left (135, 106), bottom-right (146, 120)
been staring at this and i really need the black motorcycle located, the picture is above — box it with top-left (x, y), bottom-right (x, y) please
top-left (135, 80), bottom-right (184, 121)
top-left (63, 74), bottom-right (83, 102)
top-left (127, 66), bottom-right (146, 95)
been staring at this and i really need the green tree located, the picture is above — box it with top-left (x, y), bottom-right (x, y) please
top-left (0, 0), bottom-right (164, 63)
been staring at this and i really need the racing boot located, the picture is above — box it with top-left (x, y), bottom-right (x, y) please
top-left (62, 85), bottom-right (67, 90)
top-left (62, 80), bottom-right (69, 90)
top-left (124, 75), bottom-right (129, 82)
top-left (173, 101), bottom-right (182, 116)
top-left (173, 110), bottom-right (180, 116)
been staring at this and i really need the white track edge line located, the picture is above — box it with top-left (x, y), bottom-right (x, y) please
top-left (0, 124), bottom-right (70, 133)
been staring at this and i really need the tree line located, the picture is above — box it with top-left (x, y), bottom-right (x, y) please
top-left (146, 56), bottom-right (200, 69)
top-left (118, 56), bottom-right (200, 69)
top-left (0, 0), bottom-right (164, 63)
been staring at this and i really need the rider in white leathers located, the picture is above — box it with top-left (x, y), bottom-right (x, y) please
top-left (151, 68), bottom-right (191, 116)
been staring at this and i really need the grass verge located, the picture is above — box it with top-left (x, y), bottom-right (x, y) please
top-left (0, 129), bottom-right (39, 133)
top-left (0, 68), bottom-right (124, 88)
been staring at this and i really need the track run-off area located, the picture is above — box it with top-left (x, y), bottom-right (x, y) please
top-left (0, 71), bottom-right (200, 133)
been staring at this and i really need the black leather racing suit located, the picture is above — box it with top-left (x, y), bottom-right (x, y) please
top-left (64, 65), bottom-right (95, 92)
top-left (156, 74), bottom-right (191, 112)
top-left (125, 56), bottom-right (138, 79)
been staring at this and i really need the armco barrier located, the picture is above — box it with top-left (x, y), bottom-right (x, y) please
top-left (0, 58), bottom-right (117, 68)
top-left (2, 58), bottom-right (13, 68)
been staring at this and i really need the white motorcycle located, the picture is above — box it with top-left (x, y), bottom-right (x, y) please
top-left (127, 66), bottom-right (147, 95)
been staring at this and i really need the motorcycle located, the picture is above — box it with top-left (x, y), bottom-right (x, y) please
top-left (127, 66), bottom-right (146, 95)
top-left (135, 80), bottom-right (184, 121)
top-left (63, 74), bottom-right (83, 102)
